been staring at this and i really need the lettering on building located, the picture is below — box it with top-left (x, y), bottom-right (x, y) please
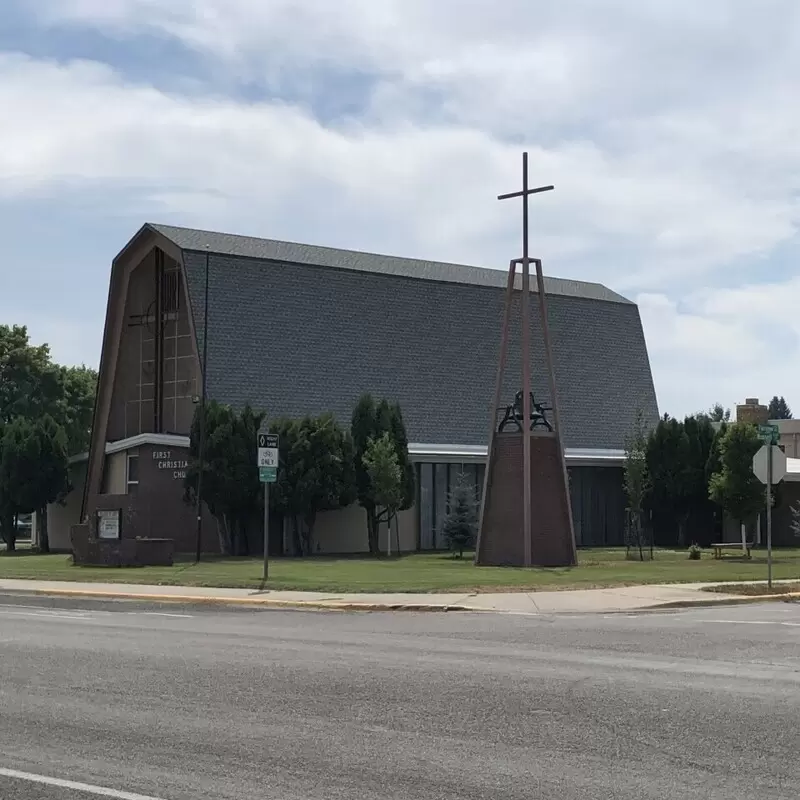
top-left (152, 450), bottom-right (189, 479)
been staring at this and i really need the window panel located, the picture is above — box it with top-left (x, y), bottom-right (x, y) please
top-left (434, 463), bottom-right (448, 549)
top-left (126, 454), bottom-right (139, 486)
top-left (419, 463), bottom-right (434, 550)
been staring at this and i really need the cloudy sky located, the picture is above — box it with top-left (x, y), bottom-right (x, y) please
top-left (3, 1), bottom-right (800, 418)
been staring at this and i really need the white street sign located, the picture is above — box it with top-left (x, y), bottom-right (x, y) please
top-left (257, 433), bottom-right (279, 468)
top-left (752, 444), bottom-right (787, 485)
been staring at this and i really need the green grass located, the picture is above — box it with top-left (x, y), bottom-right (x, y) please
top-left (2, 547), bottom-right (800, 593)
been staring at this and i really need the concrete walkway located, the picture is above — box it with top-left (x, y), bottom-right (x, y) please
top-left (0, 577), bottom-right (789, 613)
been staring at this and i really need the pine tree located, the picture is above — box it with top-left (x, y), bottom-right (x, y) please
top-left (790, 503), bottom-right (800, 541)
top-left (441, 471), bottom-right (478, 558)
top-left (768, 395), bottom-right (792, 419)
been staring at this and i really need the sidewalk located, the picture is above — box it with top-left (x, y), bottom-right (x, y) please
top-left (0, 577), bottom-right (788, 614)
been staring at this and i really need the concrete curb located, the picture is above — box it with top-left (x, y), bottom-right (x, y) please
top-left (3, 585), bottom-right (798, 615)
top-left (651, 592), bottom-right (800, 610)
top-left (9, 587), bottom-right (473, 613)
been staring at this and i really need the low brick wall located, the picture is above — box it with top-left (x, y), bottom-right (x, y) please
top-left (71, 525), bottom-right (174, 567)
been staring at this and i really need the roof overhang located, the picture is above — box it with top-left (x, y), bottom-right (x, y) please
top-left (104, 433), bottom-right (190, 456)
top-left (408, 443), bottom-right (624, 467)
top-left (86, 437), bottom-right (623, 467)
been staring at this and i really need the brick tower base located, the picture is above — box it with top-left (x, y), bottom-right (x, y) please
top-left (476, 431), bottom-right (574, 566)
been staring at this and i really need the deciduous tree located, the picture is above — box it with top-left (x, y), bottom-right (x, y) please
top-left (351, 394), bottom-right (413, 555)
top-left (362, 432), bottom-right (404, 554)
top-left (708, 422), bottom-right (763, 532)
top-left (0, 325), bottom-right (97, 455)
top-left (704, 403), bottom-right (731, 423)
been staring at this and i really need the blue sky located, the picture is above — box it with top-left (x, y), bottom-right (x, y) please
top-left (3, 0), bottom-right (800, 417)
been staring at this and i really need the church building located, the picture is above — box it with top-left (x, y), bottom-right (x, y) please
top-left (43, 223), bottom-right (659, 554)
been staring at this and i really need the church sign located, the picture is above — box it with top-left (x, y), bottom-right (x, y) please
top-left (152, 450), bottom-right (189, 480)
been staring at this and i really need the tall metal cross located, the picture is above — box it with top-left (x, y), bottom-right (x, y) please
top-left (497, 151), bottom-right (554, 264)
top-left (496, 151), bottom-right (554, 566)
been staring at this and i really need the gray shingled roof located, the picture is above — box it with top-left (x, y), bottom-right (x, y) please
top-left (166, 221), bottom-right (659, 451)
top-left (149, 223), bottom-right (633, 305)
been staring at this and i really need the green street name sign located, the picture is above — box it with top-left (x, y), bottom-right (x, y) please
top-left (758, 424), bottom-right (780, 445)
top-left (259, 466), bottom-right (277, 484)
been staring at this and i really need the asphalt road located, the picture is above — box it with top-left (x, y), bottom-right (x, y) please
top-left (1, 594), bottom-right (799, 800)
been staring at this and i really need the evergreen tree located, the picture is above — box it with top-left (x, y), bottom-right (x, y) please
top-left (442, 471), bottom-right (478, 558)
top-left (184, 401), bottom-right (265, 555)
top-left (682, 414), bottom-right (717, 546)
top-left (389, 402), bottom-right (415, 510)
top-left (646, 416), bottom-right (691, 545)
top-left (623, 410), bottom-right (650, 560)
top-left (768, 395), bottom-right (792, 419)
top-left (268, 414), bottom-right (356, 555)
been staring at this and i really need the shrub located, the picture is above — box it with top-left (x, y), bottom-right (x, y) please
top-left (442, 472), bottom-right (478, 558)
top-left (688, 543), bottom-right (702, 560)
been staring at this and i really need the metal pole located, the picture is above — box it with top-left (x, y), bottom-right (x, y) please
top-left (521, 152), bottom-right (532, 567)
top-left (767, 444), bottom-right (773, 588)
top-left (263, 483), bottom-right (270, 582)
top-left (194, 246), bottom-right (210, 563)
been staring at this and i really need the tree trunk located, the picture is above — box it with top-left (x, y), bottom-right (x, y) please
top-left (677, 513), bottom-right (689, 548)
top-left (303, 511), bottom-right (317, 556)
top-left (366, 506), bottom-right (379, 556)
top-left (216, 515), bottom-right (231, 556)
top-left (1, 510), bottom-right (16, 551)
top-left (233, 517), bottom-right (248, 556)
top-left (291, 515), bottom-right (303, 556)
top-left (39, 506), bottom-right (50, 554)
top-left (392, 512), bottom-right (401, 556)
top-left (637, 515), bottom-right (644, 562)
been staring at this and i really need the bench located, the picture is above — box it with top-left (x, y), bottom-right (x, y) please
top-left (711, 542), bottom-right (753, 560)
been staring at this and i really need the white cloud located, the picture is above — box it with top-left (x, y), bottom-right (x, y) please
top-left (639, 280), bottom-right (800, 415)
top-left (5, 0), bottom-right (800, 415)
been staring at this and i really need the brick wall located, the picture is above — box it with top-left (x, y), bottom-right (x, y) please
top-left (736, 398), bottom-right (769, 425)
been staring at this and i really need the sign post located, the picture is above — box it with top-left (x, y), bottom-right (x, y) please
top-left (752, 441), bottom-right (787, 588)
top-left (257, 432), bottom-right (279, 582)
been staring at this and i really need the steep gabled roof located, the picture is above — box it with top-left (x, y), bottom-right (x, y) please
top-left (147, 223), bottom-right (633, 305)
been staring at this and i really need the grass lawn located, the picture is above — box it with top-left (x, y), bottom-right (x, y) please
top-left (1, 547), bottom-right (800, 592)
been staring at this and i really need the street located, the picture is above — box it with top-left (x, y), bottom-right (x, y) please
top-left (1, 595), bottom-right (799, 799)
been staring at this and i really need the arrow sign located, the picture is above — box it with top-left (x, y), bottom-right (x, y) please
top-left (752, 444), bottom-right (787, 485)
